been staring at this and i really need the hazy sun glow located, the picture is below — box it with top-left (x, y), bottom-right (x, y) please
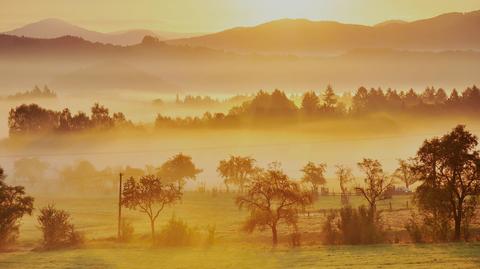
top-left (0, 0), bottom-right (479, 33)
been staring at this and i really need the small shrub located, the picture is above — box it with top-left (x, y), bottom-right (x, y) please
top-left (119, 219), bottom-right (134, 243)
top-left (37, 205), bottom-right (83, 250)
top-left (322, 206), bottom-right (386, 245)
top-left (156, 216), bottom-right (196, 247)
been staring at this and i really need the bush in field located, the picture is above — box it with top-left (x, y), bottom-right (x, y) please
top-left (0, 167), bottom-right (34, 250)
top-left (156, 216), bottom-right (196, 247)
top-left (119, 219), bottom-right (135, 243)
top-left (322, 210), bottom-right (340, 245)
top-left (37, 205), bottom-right (83, 249)
top-left (322, 206), bottom-right (386, 245)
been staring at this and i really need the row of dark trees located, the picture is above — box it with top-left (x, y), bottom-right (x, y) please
top-left (3, 85), bottom-right (56, 101)
top-left (8, 103), bottom-right (133, 135)
top-left (8, 85), bottom-right (480, 135)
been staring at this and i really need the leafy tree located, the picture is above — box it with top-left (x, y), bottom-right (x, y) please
top-left (356, 159), bottom-right (393, 218)
top-left (91, 103), bottom-right (113, 130)
top-left (13, 157), bottom-right (49, 187)
top-left (59, 160), bottom-right (113, 194)
top-left (412, 125), bottom-right (480, 241)
top-left (352, 87), bottom-right (368, 113)
top-left (335, 165), bottom-right (354, 206)
top-left (122, 175), bottom-right (182, 241)
top-left (300, 162), bottom-right (327, 193)
top-left (0, 167), bottom-right (34, 249)
top-left (217, 156), bottom-right (258, 192)
top-left (37, 205), bottom-right (83, 249)
top-left (8, 104), bottom-right (58, 135)
top-left (236, 163), bottom-right (313, 245)
top-left (157, 154), bottom-right (202, 189)
top-left (393, 158), bottom-right (417, 190)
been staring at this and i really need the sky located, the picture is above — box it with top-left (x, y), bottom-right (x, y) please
top-left (1, 0), bottom-right (480, 33)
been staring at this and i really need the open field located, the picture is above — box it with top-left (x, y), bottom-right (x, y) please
top-left (0, 193), bottom-right (479, 268)
top-left (1, 243), bottom-right (479, 269)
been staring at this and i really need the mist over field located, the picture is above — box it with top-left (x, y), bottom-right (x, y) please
top-left (1, 2), bottom-right (480, 269)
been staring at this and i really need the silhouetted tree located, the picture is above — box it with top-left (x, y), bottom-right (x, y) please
top-left (236, 163), bottom-right (313, 245)
top-left (322, 85), bottom-right (337, 113)
top-left (412, 125), bottom-right (480, 241)
top-left (301, 162), bottom-right (327, 194)
top-left (301, 91), bottom-right (320, 115)
top-left (91, 103), bottom-right (113, 130)
top-left (352, 87), bottom-right (368, 113)
top-left (356, 159), bottom-right (393, 218)
top-left (122, 175), bottom-right (182, 241)
top-left (336, 165), bottom-right (354, 206)
top-left (8, 104), bottom-right (58, 135)
top-left (157, 154), bottom-right (202, 189)
top-left (217, 156), bottom-right (258, 192)
top-left (37, 205), bottom-right (83, 249)
top-left (393, 158), bottom-right (417, 190)
top-left (0, 167), bottom-right (34, 249)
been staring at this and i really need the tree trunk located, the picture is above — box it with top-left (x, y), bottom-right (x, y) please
top-left (271, 225), bottom-right (278, 246)
top-left (454, 208), bottom-right (462, 241)
top-left (150, 219), bottom-right (156, 242)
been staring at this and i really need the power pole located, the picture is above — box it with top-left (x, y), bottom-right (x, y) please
top-left (117, 173), bottom-right (123, 240)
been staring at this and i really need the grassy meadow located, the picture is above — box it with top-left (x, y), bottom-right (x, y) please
top-left (1, 192), bottom-right (479, 268)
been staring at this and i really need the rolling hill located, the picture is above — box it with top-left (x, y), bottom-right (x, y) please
top-left (167, 10), bottom-right (480, 55)
top-left (0, 33), bottom-right (480, 93)
top-left (3, 18), bottom-right (202, 46)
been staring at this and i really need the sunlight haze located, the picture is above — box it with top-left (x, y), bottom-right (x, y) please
top-left (0, 0), bottom-right (480, 32)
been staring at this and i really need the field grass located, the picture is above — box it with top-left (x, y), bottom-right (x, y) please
top-left (1, 192), bottom-right (479, 268)
top-left (1, 243), bottom-right (479, 269)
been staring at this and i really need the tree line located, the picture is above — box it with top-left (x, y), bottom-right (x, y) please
top-left (2, 85), bottom-right (56, 101)
top-left (8, 85), bottom-right (480, 135)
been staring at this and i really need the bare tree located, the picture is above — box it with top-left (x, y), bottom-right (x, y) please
top-left (122, 175), bottom-right (182, 241)
top-left (356, 159), bottom-right (393, 218)
top-left (217, 156), bottom-right (258, 192)
top-left (335, 165), bottom-right (354, 206)
top-left (236, 163), bottom-right (313, 245)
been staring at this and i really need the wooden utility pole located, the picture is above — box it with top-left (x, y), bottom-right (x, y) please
top-left (117, 173), bottom-right (123, 240)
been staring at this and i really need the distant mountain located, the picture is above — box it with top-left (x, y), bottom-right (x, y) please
top-left (3, 18), bottom-right (196, 46)
top-left (168, 10), bottom-right (480, 55)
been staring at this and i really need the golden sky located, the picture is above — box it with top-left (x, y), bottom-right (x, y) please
top-left (1, 0), bottom-right (480, 33)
